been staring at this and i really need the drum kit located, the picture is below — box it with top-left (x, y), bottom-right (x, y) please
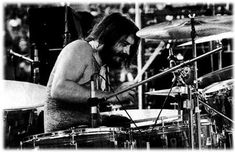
top-left (2, 14), bottom-right (234, 149)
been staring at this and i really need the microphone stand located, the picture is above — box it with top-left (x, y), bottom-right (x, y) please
top-left (32, 44), bottom-right (40, 84)
top-left (90, 75), bottom-right (98, 128)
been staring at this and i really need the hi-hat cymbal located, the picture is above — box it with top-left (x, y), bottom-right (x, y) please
top-left (203, 78), bottom-right (234, 94)
top-left (198, 65), bottom-right (234, 88)
top-left (2, 80), bottom-right (47, 110)
top-left (178, 32), bottom-right (233, 47)
top-left (101, 109), bottom-right (181, 128)
top-left (145, 86), bottom-right (188, 97)
top-left (137, 15), bottom-right (232, 40)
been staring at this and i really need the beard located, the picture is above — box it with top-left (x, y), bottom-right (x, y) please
top-left (100, 46), bottom-right (129, 68)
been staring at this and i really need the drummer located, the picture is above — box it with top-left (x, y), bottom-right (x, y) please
top-left (44, 12), bottom-right (140, 132)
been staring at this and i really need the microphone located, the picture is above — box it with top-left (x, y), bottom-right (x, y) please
top-left (90, 74), bottom-right (98, 128)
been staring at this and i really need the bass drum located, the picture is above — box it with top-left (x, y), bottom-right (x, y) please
top-left (22, 127), bottom-right (128, 149)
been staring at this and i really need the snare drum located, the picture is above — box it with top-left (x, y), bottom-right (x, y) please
top-left (22, 127), bottom-right (128, 149)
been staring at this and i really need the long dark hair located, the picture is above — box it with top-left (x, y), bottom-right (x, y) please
top-left (85, 13), bottom-right (140, 66)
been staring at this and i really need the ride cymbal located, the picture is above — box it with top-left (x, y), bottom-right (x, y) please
top-left (137, 15), bottom-right (232, 40)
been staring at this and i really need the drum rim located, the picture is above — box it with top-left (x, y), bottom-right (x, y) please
top-left (22, 127), bottom-right (125, 143)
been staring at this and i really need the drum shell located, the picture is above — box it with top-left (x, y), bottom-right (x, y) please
top-left (130, 125), bottom-right (189, 149)
top-left (22, 127), bottom-right (128, 149)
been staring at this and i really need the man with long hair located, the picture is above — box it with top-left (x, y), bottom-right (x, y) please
top-left (44, 12), bottom-right (140, 132)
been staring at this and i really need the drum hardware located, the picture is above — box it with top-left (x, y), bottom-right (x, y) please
top-left (145, 86), bottom-right (188, 97)
top-left (170, 102), bottom-right (178, 109)
top-left (21, 127), bottom-right (129, 149)
top-left (32, 43), bottom-right (40, 84)
top-left (187, 14), bottom-right (201, 149)
top-left (199, 94), bottom-right (234, 124)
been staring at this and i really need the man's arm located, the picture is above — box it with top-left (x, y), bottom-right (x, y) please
top-left (50, 40), bottom-right (93, 103)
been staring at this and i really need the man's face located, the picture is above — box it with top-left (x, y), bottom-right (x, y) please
top-left (110, 34), bottom-right (135, 67)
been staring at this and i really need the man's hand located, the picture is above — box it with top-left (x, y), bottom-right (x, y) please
top-left (114, 81), bottom-right (137, 104)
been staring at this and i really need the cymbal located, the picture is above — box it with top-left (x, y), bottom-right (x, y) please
top-left (198, 65), bottom-right (234, 88)
top-left (137, 15), bottom-right (232, 40)
top-left (2, 80), bottom-right (47, 110)
top-left (203, 78), bottom-right (234, 94)
top-left (145, 86), bottom-right (188, 97)
top-left (178, 32), bottom-right (233, 47)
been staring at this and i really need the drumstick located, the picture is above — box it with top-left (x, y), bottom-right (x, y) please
top-left (106, 47), bottom-right (222, 100)
top-left (134, 41), bottom-right (165, 83)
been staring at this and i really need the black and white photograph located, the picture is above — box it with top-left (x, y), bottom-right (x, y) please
top-left (1, 0), bottom-right (234, 150)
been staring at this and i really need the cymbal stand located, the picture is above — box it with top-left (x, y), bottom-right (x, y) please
top-left (172, 67), bottom-right (195, 149)
top-left (189, 14), bottom-right (201, 149)
top-left (184, 85), bottom-right (194, 149)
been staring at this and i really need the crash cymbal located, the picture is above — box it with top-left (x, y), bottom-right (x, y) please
top-left (2, 80), bottom-right (47, 110)
top-left (198, 65), bottom-right (234, 88)
top-left (137, 15), bottom-right (232, 40)
top-left (203, 78), bottom-right (234, 94)
top-left (145, 86), bottom-right (188, 97)
top-left (178, 32), bottom-right (233, 47)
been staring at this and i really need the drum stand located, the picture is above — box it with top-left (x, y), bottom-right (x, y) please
top-left (188, 14), bottom-right (202, 149)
